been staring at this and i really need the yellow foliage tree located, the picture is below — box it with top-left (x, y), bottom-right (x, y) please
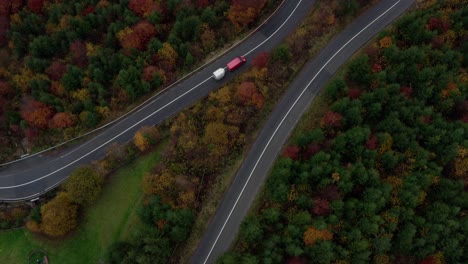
top-left (379, 36), bottom-right (393, 48)
top-left (303, 226), bottom-right (333, 246)
top-left (178, 190), bottom-right (196, 209)
top-left (40, 192), bottom-right (78, 237)
top-left (26, 220), bottom-right (41, 233)
top-left (209, 86), bottom-right (232, 106)
top-left (454, 146), bottom-right (468, 179)
top-left (158, 42), bottom-right (178, 68)
top-left (133, 126), bottom-right (160, 152)
top-left (141, 170), bottom-right (175, 200)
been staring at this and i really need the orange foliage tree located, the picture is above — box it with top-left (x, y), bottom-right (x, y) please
top-left (303, 226), bottom-right (333, 246)
top-left (50, 112), bottom-right (75, 128)
top-left (227, 0), bottom-right (267, 30)
top-left (117, 21), bottom-right (156, 51)
top-left (236, 81), bottom-right (264, 109)
top-left (21, 98), bottom-right (54, 129)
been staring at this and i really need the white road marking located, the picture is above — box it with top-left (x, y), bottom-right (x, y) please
top-left (0, 0), bottom-right (302, 192)
top-left (202, 1), bottom-right (402, 263)
top-left (0, 0), bottom-right (288, 168)
top-left (0, 77), bottom-right (212, 190)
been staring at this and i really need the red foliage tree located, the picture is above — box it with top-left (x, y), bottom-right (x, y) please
top-left (365, 134), bottom-right (378, 150)
top-left (27, 0), bottom-right (44, 14)
top-left (400, 86), bottom-right (412, 99)
top-left (348, 88), bottom-right (362, 99)
top-left (129, 0), bottom-right (160, 17)
top-left (283, 145), bottom-right (300, 160)
top-left (133, 20), bottom-right (156, 50)
top-left (286, 257), bottom-right (308, 264)
top-left (237, 81), bottom-right (264, 108)
top-left (456, 100), bottom-right (468, 123)
top-left (21, 98), bottom-right (54, 129)
top-left (82, 5), bottom-right (94, 16)
top-left (195, 0), bottom-right (209, 8)
top-left (46, 61), bottom-right (67, 81)
top-left (252, 51), bottom-right (269, 69)
top-left (320, 111), bottom-right (343, 128)
top-left (303, 142), bottom-right (321, 159)
top-left (419, 256), bottom-right (437, 264)
top-left (427, 17), bottom-right (451, 33)
top-left (0, 80), bottom-right (11, 96)
top-left (142, 65), bottom-right (158, 82)
top-left (431, 36), bottom-right (444, 49)
top-left (0, 0), bottom-right (23, 16)
top-left (312, 198), bottom-right (332, 216)
top-left (70, 41), bottom-right (88, 68)
top-left (316, 185), bottom-right (341, 201)
top-left (0, 1), bottom-right (9, 16)
top-left (0, 16), bottom-right (9, 46)
top-left (50, 112), bottom-right (75, 128)
top-left (372, 63), bottom-right (382, 73)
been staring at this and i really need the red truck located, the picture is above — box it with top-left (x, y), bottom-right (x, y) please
top-left (226, 56), bottom-right (246, 71)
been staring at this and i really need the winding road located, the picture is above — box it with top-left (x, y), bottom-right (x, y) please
top-left (190, 0), bottom-right (415, 263)
top-left (0, 0), bottom-right (316, 201)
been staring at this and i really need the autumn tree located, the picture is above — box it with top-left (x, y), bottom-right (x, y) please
top-left (203, 122), bottom-right (239, 158)
top-left (141, 170), bottom-right (176, 203)
top-left (46, 60), bottom-right (67, 81)
top-left (117, 21), bottom-right (157, 51)
top-left (236, 81), bottom-right (264, 109)
top-left (200, 24), bottom-right (216, 52)
top-left (129, 0), bottom-right (159, 17)
top-left (62, 166), bottom-right (104, 205)
top-left (133, 125), bottom-right (160, 152)
top-left (312, 198), bottom-right (332, 216)
top-left (70, 40), bottom-right (88, 68)
top-left (283, 145), bottom-right (300, 160)
top-left (303, 226), bottom-right (333, 246)
top-left (252, 51), bottom-right (269, 69)
top-left (158, 42), bottom-right (178, 70)
top-left (50, 112), bottom-right (75, 128)
top-left (20, 98), bottom-right (53, 129)
top-left (320, 111), bottom-right (343, 128)
top-left (27, 0), bottom-right (44, 14)
top-left (454, 146), bottom-right (468, 179)
top-left (227, 0), bottom-right (267, 31)
top-left (40, 192), bottom-right (78, 237)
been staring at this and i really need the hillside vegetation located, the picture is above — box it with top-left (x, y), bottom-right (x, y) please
top-left (219, 1), bottom-right (468, 263)
top-left (0, 0), bottom-right (274, 161)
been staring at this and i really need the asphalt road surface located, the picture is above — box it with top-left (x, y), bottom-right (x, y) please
top-left (0, 0), bottom-right (316, 201)
top-left (190, 0), bottom-right (415, 263)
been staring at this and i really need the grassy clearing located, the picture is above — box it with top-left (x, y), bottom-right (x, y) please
top-left (0, 148), bottom-right (162, 264)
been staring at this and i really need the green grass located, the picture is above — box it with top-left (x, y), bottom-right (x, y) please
top-left (0, 149), bottom-right (162, 264)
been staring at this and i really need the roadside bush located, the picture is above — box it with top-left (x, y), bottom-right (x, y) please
top-left (62, 165), bottom-right (104, 205)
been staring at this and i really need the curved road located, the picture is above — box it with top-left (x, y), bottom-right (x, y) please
top-left (0, 0), bottom-right (316, 201)
top-left (191, 0), bottom-right (415, 263)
